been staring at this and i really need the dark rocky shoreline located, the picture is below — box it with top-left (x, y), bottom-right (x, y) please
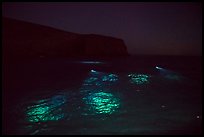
top-left (3, 17), bottom-right (129, 63)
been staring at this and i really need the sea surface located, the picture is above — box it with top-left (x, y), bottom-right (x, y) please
top-left (3, 55), bottom-right (202, 135)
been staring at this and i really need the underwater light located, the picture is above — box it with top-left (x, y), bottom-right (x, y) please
top-left (128, 74), bottom-right (150, 85)
top-left (83, 91), bottom-right (120, 114)
top-left (25, 94), bottom-right (66, 123)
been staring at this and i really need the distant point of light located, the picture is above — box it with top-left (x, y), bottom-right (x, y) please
top-left (155, 66), bottom-right (182, 81)
top-left (161, 105), bottom-right (166, 108)
top-left (91, 69), bottom-right (96, 73)
top-left (89, 69), bottom-right (100, 75)
top-left (156, 66), bottom-right (163, 70)
top-left (196, 115), bottom-right (200, 119)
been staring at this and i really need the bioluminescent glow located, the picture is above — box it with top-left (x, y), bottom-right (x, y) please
top-left (81, 71), bottom-right (120, 115)
top-left (26, 94), bottom-right (66, 123)
top-left (102, 74), bottom-right (118, 82)
top-left (83, 91), bottom-right (120, 115)
top-left (83, 71), bottom-right (119, 86)
top-left (84, 77), bottom-right (98, 84)
top-left (128, 74), bottom-right (150, 85)
top-left (83, 76), bottom-right (101, 86)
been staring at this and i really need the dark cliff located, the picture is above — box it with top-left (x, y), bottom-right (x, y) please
top-left (3, 17), bottom-right (129, 62)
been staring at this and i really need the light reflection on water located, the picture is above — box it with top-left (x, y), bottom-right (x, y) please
top-left (12, 67), bottom-right (201, 135)
top-left (155, 66), bottom-right (183, 81)
top-left (26, 94), bottom-right (66, 123)
top-left (23, 69), bottom-right (183, 124)
top-left (128, 74), bottom-right (150, 85)
top-left (82, 70), bottom-right (119, 86)
top-left (82, 91), bottom-right (120, 115)
top-left (24, 70), bottom-right (121, 124)
top-left (81, 70), bottom-right (121, 115)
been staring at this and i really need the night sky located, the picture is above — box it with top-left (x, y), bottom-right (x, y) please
top-left (2, 2), bottom-right (202, 56)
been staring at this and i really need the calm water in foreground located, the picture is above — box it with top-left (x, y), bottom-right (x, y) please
top-left (3, 56), bottom-right (202, 135)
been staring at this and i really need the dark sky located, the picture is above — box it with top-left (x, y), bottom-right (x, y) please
top-left (2, 2), bottom-right (202, 56)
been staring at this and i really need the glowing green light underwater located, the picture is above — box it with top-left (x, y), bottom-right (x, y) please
top-left (26, 106), bottom-right (64, 122)
top-left (102, 74), bottom-right (118, 82)
top-left (83, 91), bottom-right (120, 114)
top-left (84, 71), bottom-right (119, 86)
top-left (82, 71), bottom-right (120, 114)
top-left (26, 95), bottom-right (66, 123)
top-left (128, 74), bottom-right (150, 85)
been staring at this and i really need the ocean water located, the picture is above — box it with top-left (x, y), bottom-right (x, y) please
top-left (3, 56), bottom-right (202, 135)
